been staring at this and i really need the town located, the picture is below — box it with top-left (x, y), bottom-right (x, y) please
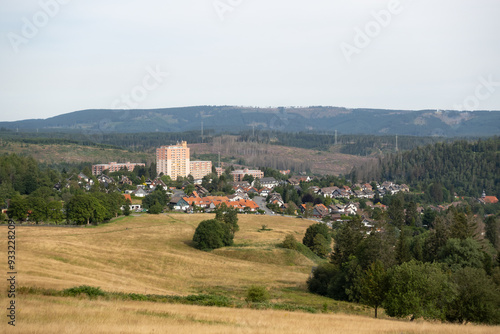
top-left (53, 141), bottom-right (494, 227)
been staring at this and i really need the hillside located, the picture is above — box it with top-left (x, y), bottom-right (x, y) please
top-left (0, 138), bottom-right (372, 175)
top-left (1, 215), bottom-right (498, 333)
top-left (190, 140), bottom-right (374, 175)
top-left (0, 141), bottom-right (153, 165)
top-left (351, 137), bottom-right (500, 199)
top-left (1, 106), bottom-right (498, 136)
top-left (5, 214), bottom-right (317, 296)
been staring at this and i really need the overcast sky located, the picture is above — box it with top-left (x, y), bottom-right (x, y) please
top-left (1, 0), bottom-right (499, 121)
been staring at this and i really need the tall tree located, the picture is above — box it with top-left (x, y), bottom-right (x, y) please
top-left (485, 216), bottom-right (499, 250)
top-left (47, 201), bottom-right (64, 223)
top-left (395, 228), bottom-right (412, 265)
top-left (388, 194), bottom-right (405, 228)
top-left (331, 218), bottom-right (365, 266)
top-left (6, 195), bottom-right (28, 222)
top-left (354, 260), bottom-right (388, 318)
top-left (384, 260), bottom-right (454, 321)
top-left (446, 267), bottom-right (500, 324)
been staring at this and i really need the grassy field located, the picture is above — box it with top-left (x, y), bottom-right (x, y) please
top-left (8, 295), bottom-right (500, 334)
top-left (0, 214), bottom-right (498, 332)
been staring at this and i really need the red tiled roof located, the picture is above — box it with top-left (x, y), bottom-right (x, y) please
top-left (483, 196), bottom-right (499, 204)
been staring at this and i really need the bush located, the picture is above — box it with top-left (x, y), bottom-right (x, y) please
top-left (303, 223), bottom-right (332, 258)
top-left (186, 294), bottom-right (232, 307)
top-left (62, 286), bottom-right (106, 299)
top-left (307, 263), bottom-right (338, 296)
top-left (280, 234), bottom-right (298, 250)
top-left (148, 202), bottom-right (163, 214)
top-left (246, 285), bottom-right (270, 303)
top-left (192, 219), bottom-right (226, 250)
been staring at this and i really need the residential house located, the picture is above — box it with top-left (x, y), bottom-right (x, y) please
top-left (363, 190), bottom-right (375, 199)
top-left (170, 196), bottom-right (190, 211)
top-left (259, 188), bottom-right (271, 197)
top-left (332, 188), bottom-right (350, 198)
top-left (227, 193), bottom-right (249, 202)
top-left (151, 178), bottom-right (168, 190)
top-left (287, 176), bottom-right (311, 186)
top-left (259, 177), bottom-right (279, 189)
top-left (195, 184), bottom-right (210, 197)
top-left (361, 183), bottom-right (373, 191)
top-left (313, 204), bottom-right (329, 218)
top-left (269, 192), bottom-right (285, 207)
top-left (133, 187), bottom-right (148, 198)
top-left (320, 186), bottom-right (339, 198)
top-left (361, 218), bottom-right (375, 229)
top-left (329, 204), bottom-right (345, 214)
top-left (345, 203), bottom-right (358, 215)
top-left (78, 173), bottom-right (90, 183)
top-left (97, 174), bottom-right (114, 185)
top-left (232, 181), bottom-right (251, 188)
top-left (309, 186), bottom-right (320, 194)
top-left (119, 175), bottom-right (133, 186)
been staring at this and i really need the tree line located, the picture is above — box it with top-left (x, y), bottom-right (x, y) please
top-left (306, 207), bottom-right (500, 324)
top-left (350, 137), bottom-right (500, 200)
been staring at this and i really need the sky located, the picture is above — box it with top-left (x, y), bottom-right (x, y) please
top-left (1, 0), bottom-right (499, 122)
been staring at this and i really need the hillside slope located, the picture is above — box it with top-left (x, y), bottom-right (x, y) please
top-left (5, 214), bottom-right (315, 296)
top-left (0, 141), bottom-right (152, 165)
top-left (190, 141), bottom-right (374, 175)
top-left (3, 215), bottom-right (499, 333)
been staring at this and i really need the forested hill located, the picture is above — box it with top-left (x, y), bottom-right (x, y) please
top-left (350, 137), bottom-right (500, 200)
top-left (1, 106), bottom-right (499, 137)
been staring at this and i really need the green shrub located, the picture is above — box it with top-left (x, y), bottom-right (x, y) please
top-left (185, 294), bottom-right (232, 307)
top-left (280, 234), bottom-right (298, 250)
top-left (148, 202), bottom-right (163, 214)
top-left (303, 223), bottom-right (332, 257)
top-left (192, 219), bottom-right (226, 250)
top-left (62, 285), bottom-right (106, 299)
top-left (246, 285), bottom-right (270, 303)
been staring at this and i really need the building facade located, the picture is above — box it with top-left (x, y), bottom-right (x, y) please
top-left (190, 160), bottom-right (212, 180)
top-left (156, 141), bottom-right (212, 180)
top-left (230, 168), bottom-right (264, 182)
top-left (92, 162), bottom-right (145, 176)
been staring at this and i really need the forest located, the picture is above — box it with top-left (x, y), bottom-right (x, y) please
top-left (305, 199), bottom-right (500, 324)
top-left (349, 137), bottom-right (500, 200)
top-left (0, 128), bottom-right (470, 155)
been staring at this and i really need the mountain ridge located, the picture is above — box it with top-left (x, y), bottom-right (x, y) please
top-left (1, 106), bottom-right (498, 137)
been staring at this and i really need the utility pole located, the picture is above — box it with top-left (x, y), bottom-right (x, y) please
top-left (335, 130), bottom-right (338, 145)
top-left (201, 121), bottom-right (204, 143)
top-left (395, 135), bottom-right (398, 152)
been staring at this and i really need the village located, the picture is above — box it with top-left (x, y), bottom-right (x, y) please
top-left (52, 141), bottom-right (493, 228)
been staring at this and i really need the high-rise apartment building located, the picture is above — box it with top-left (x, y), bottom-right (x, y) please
top-left (156, 141), bottom-right (212, 180)
top-left (189, 160), bottom-right (212, 180)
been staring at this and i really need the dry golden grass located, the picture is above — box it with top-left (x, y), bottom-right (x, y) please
top-left (1, 214), bottom-right (498, 333)
top-left (0, 214), bottom-right (313, 296)
top-left (3, 295), bottom-right (498, 334)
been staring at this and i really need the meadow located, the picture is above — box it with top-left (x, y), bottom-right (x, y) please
top-left (1, 214), bottom-right (498, 333)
